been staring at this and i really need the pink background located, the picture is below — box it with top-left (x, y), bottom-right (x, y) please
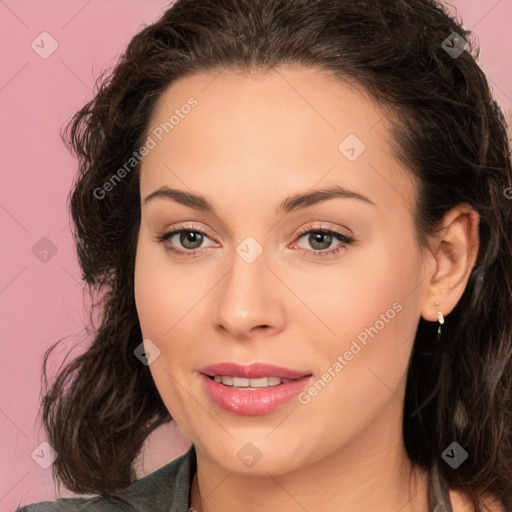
top-left (1, 1), bottom-right (510, 510)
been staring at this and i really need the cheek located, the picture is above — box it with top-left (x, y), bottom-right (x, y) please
top-left (134, 236), bottom-right (197, 341)
top-left (133, 236), bottom-right (212, 393)
top-left (311, 230), bottom-right (424, 387)
top-left (297, 255), bottom-right (422, 452)
top-left (305, 231), bottom-right (422, 342)
top-left (134, 238), bottom-right (195, 419)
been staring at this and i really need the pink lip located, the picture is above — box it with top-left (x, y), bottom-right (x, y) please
top-left (198, 362), bottom-right (313, 416)
top-left (199, 362), bottom-right (310, 380)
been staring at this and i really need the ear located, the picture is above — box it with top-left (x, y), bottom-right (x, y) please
top-left (420, 204), bottom-right (480, 322)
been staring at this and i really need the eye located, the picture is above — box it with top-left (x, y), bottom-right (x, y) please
top-left (154, 222), bottom-right (354, 259)
top-left (154, 223), bottom-right (217, 258)
top-left (292, 224), bottom-right (354, 258)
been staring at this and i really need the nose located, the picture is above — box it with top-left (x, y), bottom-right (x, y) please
top-left (213, 249), bottom-right (286, 340)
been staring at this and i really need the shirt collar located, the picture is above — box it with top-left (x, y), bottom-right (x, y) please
top-left (122, 444), bottom-right (197, 512)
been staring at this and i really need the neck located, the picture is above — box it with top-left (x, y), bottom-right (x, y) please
top-left (190, 395), bottom-right (430, 512)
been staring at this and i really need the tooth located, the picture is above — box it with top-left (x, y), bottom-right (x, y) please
top-left (222, 376), bottom-right (234, 386)
top-left (249, 377), bottom-right (269, 388)
top-left (214, 375), bottom-right (292, 388)
top-left (232, 377), bottom-right (250, 387)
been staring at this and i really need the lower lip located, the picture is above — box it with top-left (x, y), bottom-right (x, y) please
top-left (199, 374), bottom-right (313, 415)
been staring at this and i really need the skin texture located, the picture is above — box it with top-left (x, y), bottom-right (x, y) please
top-left (134, 67), bottom-right (480, 512)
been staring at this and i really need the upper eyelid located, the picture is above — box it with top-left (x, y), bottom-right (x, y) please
top-left (162, 223), bottom-right (352, 245)
top-left (162, 221), bottom-right (213, 235)
top-left (164, 221), bottom-right (347, 235)
top-left (296, 223), bottom-right (351, 236)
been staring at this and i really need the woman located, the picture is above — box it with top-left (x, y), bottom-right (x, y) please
top-left (17, 0), bottom-right (512, 510)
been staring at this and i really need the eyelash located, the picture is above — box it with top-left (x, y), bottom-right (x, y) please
top-left (154, 222), bottom-right (354, 259)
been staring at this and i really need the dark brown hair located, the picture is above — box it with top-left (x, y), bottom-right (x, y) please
top-left (39, 0), bottom-right (512, 510)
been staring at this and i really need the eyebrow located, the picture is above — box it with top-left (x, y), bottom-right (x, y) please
top-left (143, 184), bottom-right (375, 214)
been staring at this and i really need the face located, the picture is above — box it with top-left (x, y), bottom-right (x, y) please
top-left (134, 66), bottom-right (432, 475)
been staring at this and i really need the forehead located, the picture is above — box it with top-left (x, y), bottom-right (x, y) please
top-left (139, 66), bottom-right (415, 218)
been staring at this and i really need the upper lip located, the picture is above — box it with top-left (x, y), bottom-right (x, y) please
top-left (199, 362), bottom-right (312, 380)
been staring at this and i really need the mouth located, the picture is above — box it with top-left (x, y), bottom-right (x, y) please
top-left (198, 362), bottom-right (313, 415)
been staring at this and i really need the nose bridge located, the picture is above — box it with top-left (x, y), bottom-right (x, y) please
top-left (214, 239), bottom-right (284, 337)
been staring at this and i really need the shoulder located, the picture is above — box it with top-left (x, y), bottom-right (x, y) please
top-left (16, 446), bottom-right (196, 512)
top-left (449, 489), bottom-right (505, 512)
top-left (14, 496), bottom-right (135, 511)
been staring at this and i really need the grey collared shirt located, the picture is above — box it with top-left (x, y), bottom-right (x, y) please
top-left (16, 445), bottom-right (453, 511)
top-left (16, 446), bottom-right (197, 512)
